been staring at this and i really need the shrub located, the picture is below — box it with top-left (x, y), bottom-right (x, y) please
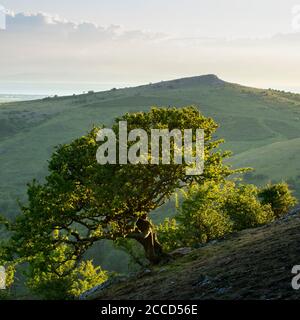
top-left (258, 182), bottom-right (297, 218)
top-left (158, 181), bottom-right (281, 250)
top-left (156, 218), bottom-right (183, 251)
top-left (26, 245), bottom-right (108, 300)
top-left (175, 182), bottom-right (233, 246)
top-left (222, 184), bottom-right (274, 231)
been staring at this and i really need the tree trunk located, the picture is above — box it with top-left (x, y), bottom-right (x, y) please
top-left (128, 217), bottom-right (168, 265)
top-left (135, 230), bottom-right (165, 264)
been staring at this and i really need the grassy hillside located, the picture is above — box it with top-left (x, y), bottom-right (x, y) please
top-left (1, 74), bottom-right (300, 275)
top-left (91, 209), bottom-right (300, 300)
top-left (1, 74), bottom-right (300, 219)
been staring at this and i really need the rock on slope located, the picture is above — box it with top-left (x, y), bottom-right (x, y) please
top-left (91, 209), bottom-right (300, 300)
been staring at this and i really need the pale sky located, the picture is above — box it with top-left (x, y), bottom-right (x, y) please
top-left (1, 0), bottom-right (299, 38)
top-left (0, 0), bottom-right (300, 95)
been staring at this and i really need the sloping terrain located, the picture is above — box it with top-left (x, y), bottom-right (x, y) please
top-left (1, 74), bottom-right (300, 221)
top-left (1, 74), bottom-right (300, 274)
top-left (93, 210), bottom-right (300, 300)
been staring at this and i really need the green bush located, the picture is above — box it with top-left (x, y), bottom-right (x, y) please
top-left (156, 218), bottom-right (183, 251)
top-left (258, 183), bottom-right (297, 218)
top-left (177, 183), bottom-right (233, 245)
top-left (222, 184), bottom-right (274, 231)
top-left (26, 245), bottom-right (108, 300)
top-left (157, 180), bottom-right (284, 250)
top-left (157, 182), bottom-right (233, 250)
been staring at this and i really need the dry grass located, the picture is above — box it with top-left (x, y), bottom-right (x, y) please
top-left (94, 213), bottom-right (300, 300)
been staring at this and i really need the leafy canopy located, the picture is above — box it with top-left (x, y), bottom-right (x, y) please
top-left (157, 181), bottom-right (297, 251)
top-left (7, 107), bottom-right (234, 262)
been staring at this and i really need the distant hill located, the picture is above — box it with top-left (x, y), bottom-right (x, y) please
top-left (0, 94), bottom-right (46, 103)
top-left (1, 74), bottom-right (300, 222)
top-left (90, 209), bottom-right (300, 300)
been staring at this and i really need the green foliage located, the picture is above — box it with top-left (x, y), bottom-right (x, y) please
top-left (157, 180), bottom-right (292, 250)
top-left (26, 245), bottom-right (108, 300)
top-left (0, 223), bottom-right (18, 298)
top-left (222, 183), bottom-right (274, 231)
top-left (0, 263), bottom-right (17, 300)
top-left (258, 182), bottom-right (297, 218)
top-left (7, 106), bottom-right (233, 260)
top-left (156, 218), bottom-right (182, 251)
top-left (176, 182), bottom-right (233, 246)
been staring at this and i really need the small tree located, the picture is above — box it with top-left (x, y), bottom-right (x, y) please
top-left (176, 182), bottom-right (233, 245)
top-left (222, 183), bottom-right (274, 231)
top-left (258, 182), bottom-right (297, 218)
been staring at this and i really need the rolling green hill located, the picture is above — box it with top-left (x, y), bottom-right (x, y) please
top-left (1, 74), bottom-right (300, 219)
top-left (1, 74), bottom-right (300, 274)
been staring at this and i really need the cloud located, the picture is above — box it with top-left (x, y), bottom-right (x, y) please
top-left (0, 11), bottom-right (300, 91)
top-left (6, 11), bottom-right (96, 32)
top-left (4, 11), bottom-right (166, 42)
top-left (0, 11), bottom-right (170, 84)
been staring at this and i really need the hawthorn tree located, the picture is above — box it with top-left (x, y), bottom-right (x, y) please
top-left (3, 106), bottom-right (236, 275)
